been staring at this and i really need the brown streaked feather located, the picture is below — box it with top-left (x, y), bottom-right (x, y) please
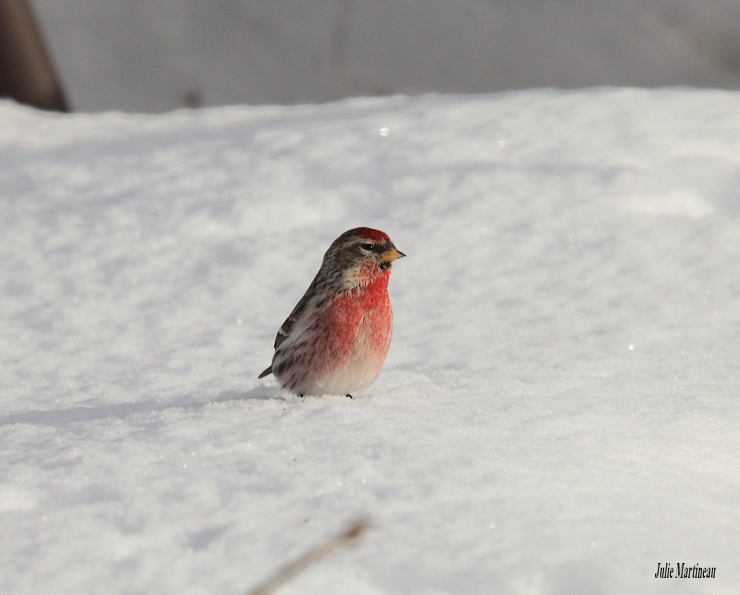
top-left (274, 290), bottom-right (311, 349)
top-left (273, 269), bottom-right (326, 350)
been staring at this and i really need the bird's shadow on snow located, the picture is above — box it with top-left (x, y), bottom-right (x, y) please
top-left (0, 386), bottom-right (286, 428)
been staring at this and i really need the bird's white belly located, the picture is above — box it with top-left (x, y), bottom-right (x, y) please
top-left (312, 348), bottom-right (385, 395)
top-left (305, 318), bottom-right (390, 396)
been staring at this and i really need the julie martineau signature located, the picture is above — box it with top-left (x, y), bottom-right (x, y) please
top-left (655, 562), bottom-right (715, 578)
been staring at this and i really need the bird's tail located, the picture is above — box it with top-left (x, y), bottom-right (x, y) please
top-left (258, 366), bottom-right (273, 379)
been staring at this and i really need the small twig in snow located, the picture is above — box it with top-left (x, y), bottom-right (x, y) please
top-left (245, 518), bottom-right (371, 595)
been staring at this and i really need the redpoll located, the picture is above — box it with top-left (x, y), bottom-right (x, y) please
top-left (259, 227), bottom-right (405, 397)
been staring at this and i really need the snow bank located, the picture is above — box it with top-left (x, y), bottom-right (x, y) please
top-left (1, 89), bottom-right (739, 594)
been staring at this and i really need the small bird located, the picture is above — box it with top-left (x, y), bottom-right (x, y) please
top-left (259, 227), bottom-right (405, 397)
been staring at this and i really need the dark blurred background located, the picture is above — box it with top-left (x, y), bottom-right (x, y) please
top-left (5, 0), bottom-right (740, 112)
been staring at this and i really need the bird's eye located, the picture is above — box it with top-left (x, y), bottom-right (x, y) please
top-left (360, 243), bottom-right (374, 251)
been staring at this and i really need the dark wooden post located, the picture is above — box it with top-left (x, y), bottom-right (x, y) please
top-left (0, 0), bottom-right (69, 111)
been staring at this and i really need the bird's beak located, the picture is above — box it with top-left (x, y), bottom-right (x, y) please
top-left (380, 247), bottom-right (406, 262)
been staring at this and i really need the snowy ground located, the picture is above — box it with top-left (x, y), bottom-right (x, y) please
top-left (1, 88), bottom-right (739, 594)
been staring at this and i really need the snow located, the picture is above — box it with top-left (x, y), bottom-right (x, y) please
top-left (1, 88), bottom-right (739, 594)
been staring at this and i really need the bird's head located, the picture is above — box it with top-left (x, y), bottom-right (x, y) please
top-left (323, 227), bottom-right (405, 290)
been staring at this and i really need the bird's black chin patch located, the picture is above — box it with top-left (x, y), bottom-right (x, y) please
top-left (379, 261), bottom-right (391, 271)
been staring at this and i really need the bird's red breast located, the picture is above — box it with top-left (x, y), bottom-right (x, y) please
top-left (296, 270), bottom-right (393, 394)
